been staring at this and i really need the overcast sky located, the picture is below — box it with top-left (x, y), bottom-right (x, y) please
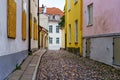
top-left (39, 0), bottom-right (65, 11)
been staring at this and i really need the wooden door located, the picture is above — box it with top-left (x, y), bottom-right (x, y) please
top-left (113, 37), bottom-right (120, 66)
top-left (86, 38), bottom-right (91, 58)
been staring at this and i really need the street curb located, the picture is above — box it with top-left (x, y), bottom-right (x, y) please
top-left (32, 50), bottom-right (47, 80)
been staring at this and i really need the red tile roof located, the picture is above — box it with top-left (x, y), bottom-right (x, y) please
top-left (39, 7), bottom-right (63, 17)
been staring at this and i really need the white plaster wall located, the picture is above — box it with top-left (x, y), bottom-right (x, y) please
top-left (39, 14), bottom-right (48, 30)
top-left (0, 0), bottom-right (29, 56)
top-left (90, 37), bottom-right (113, 65)
top-left (31, 0), bottom-right (38, 49)
top-left (48, 22), bottom-right (62, 50)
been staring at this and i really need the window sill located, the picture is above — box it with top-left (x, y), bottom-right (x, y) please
top-left (74, 1), bottom-right (78, 5)
top-left (87, 24), bottom-right (93, 27)
top-left (69, 42), bottom-right (71, 44)
top-left (75, 42), bottom-right (78, 44)
top-left (68, 9), bottom-right (71, 12)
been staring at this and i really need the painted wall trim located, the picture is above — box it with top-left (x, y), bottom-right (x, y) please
top-left (0, 50), bottom-right (28, 80)
top-left (83, 33), bottom-right (120, 39)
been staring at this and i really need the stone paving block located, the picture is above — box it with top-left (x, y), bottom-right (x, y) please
top-left (21, 56), bottom-right (33, 70)
top-left (24, 67), bottom-right (35, 75)
top-left (20, 74), bottom-right (32, 80)
top-left (8, 70), bottom-right (23, 80)
top-left (30, 56), bottom-right (39, 64)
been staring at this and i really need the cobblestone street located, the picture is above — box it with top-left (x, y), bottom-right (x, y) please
top-left (36, 50), bottom-right (120, 80)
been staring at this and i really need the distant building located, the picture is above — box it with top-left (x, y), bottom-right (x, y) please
top-left (45, 7), bottom-right (63, 50)
top-left (39, 13), bottom-right (48, 49)
top-left (83, 0), bottom-right (120, 66)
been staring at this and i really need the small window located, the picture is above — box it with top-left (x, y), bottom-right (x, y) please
top-left (69, 24), bottom-right (72, 43)
top-left (87, 3), bottom-right (93, 26)
top-left (74, 0), bottom-right (78, 4)
top-left (7, 0), bottom-right (16, 39)
top-left (53, 15), bottom-right (55, 20)
top-left (68, 0), bottom-right (71, 11)
top-left (56, 26), bottom-right (59, 33)
top-left (49, 25), bottom-right (53, 33)
top-left (33, 18), bottom-right (38, 40)
top-left (22, 0), bottom-right (26, 40)
top-left (56, 38), bottom-right (59, 44)
top-left (75, 20), bottom-right (78, 42)
top-left (49, 37), bottom-right (53, 44)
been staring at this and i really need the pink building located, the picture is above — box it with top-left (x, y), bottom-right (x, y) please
top-left (83, 0), bottom-right (120, 66)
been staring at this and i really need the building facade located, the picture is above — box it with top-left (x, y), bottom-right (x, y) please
top-left (30, 0), bottom-right (38, 51)
top-left (0, 0), bottom-right (39, 79)
top-left (0, 0), bottom-right (29, 79)
top-left (61, 27), bottom-right (66, 49)
top-left (39, 13), bottom-right (48, 49)
top-left (83, 0), bottom-right (120, 66)
top-left (46, 7), bottom-right (63, 50)
top-left (65, 0), bottom-right (83, 56)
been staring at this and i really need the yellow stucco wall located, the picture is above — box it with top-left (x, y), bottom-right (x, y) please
top-left (65, 0), bottom-right (83, 55)
top-left (7, 0), bottom-right (16, 39)
top-left (61, 27), bottom-right (65, 48)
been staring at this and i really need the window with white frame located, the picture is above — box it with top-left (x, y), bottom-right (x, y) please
top-left (87, 3), bottom-right (93, 26)
top-left (49, 25), bottom-right (53, 33)
top-left (75, 20), bottom-right (78, 42)
top-left (56, 38), bottom-right (59, 44)
top-left (56, 26), bottom-right (59, 33)
top-left (68, 0), bottom-right (71, 11)
top-left (49, 37), bottom-right (53, 44)
top-left (69, 24), bottom-right (72, 43)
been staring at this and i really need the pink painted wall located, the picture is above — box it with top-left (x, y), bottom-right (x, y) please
top-left (83, 0), bottom-right (120, 36)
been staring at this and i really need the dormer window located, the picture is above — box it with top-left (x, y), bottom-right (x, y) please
top-left (53, 15), bottom-right (55, 19)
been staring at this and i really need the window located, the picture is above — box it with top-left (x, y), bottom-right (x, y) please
top-left (22, 0), bottom-right (26, 40)
top-left (56, 26), bottom-right (59, 33)
top-left (56, 38), bottom-right (59, 44)
top-left (87, 3), bottom-right (93, 26)
top-left (49, 37), bottom-right (53, 44)
top-left (53, 15), bottom-right (55, 20)
top-left (33, 18), bottom-right (38, 40)
top-left (74, 0), bottom-right (78, 4)
top-left (75, 20), bottom-right (78, 42)
top-left (68, 0), bottom-right (71, 11)
top-left (7, 0), bottom-right (16, 39)
top-left (69, 24), bottom-right (72, 43)
top-left (49, 25), bottom-right (53, 33)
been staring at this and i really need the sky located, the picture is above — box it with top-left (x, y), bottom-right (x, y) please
top-left (39, 0), bottom-right (65, 11)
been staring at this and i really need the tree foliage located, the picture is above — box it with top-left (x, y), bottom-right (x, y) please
top-left (59, 15), bottom-right (65, 28)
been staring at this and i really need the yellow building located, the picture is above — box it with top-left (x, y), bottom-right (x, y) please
top-left (65, 0), bottom-right (83, 56)
top-left (61, 27), bottom-right (66, 49)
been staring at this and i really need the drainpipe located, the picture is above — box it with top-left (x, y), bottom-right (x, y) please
top-left (38, 0), bottom-right (40, 49)
top-left (28, 0), bottom-right (31, 52)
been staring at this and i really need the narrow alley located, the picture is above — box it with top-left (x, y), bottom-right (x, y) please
top-left (36, 50), bottom-right (120, 80)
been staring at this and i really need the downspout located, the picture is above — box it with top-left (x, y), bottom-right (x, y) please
top-left (38, 0), bottom-right (40, 49)
top-left (28, 0), bottom-right (31, 52)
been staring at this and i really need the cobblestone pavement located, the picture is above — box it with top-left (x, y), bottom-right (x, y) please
top-left (36, 50), bottom-right (120, 80)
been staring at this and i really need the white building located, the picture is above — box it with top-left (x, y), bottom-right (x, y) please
top-left (31, 0), bottom-right (38, 50)
top-left (45, 7), bottom-right (63, 50)
top-left (0, 0), bottom-right (38, 79)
